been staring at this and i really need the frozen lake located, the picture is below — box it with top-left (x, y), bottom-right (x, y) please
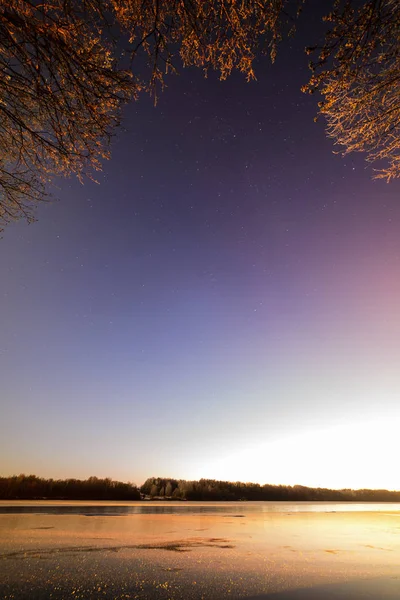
top-left (1, 501), bottom-right (400, 598)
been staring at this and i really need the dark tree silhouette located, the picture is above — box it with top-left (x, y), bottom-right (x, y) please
top-left (0, 474), bottom-right (140, 500)
top-left (2, 474), bottom-right (399, 501)
top-left (140, 476), bottom-right (400, 501)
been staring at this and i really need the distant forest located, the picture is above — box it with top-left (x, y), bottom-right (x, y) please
top-left (141, 477), bottom-right (400, 502)
top-left (0, 475), bottom-right (140, 500)
top-left (1, 474), bottom-right (400, 502)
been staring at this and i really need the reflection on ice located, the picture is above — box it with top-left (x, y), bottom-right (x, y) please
top-left (0, 501), bottom-right (399, 599)
top-left (1, 500), bottom-right (400, 516)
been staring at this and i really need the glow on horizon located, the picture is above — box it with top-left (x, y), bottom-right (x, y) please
top-left (194, 415), bottom-right (400, 491)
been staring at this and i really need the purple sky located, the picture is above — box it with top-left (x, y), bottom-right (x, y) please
top-left (1, 5), bottom-right (400, 488)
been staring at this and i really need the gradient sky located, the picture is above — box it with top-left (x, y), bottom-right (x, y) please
top-left (1, 4), bottom-right (400, 489)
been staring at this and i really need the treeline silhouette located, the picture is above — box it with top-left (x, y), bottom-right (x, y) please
top-left (1, 474), bottom-right (400, 502)
top-left (141, 477), bottom-right (400, 502)
top-left (0, 475), bottom-right (140, 500)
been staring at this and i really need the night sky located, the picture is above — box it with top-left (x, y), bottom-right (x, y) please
top-left (1, 5), bottom-right (400, 490)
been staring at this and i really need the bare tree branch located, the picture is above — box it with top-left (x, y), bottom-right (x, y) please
top-left (304, 0), bottom-right (400, 180)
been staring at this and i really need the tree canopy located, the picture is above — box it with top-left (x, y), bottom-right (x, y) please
top-left (1, 0), bottom-right (399, 230)
top-left (305, 0), bottom-right (400, 181)
top-left (0, 1), bottom-right (133, 231)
